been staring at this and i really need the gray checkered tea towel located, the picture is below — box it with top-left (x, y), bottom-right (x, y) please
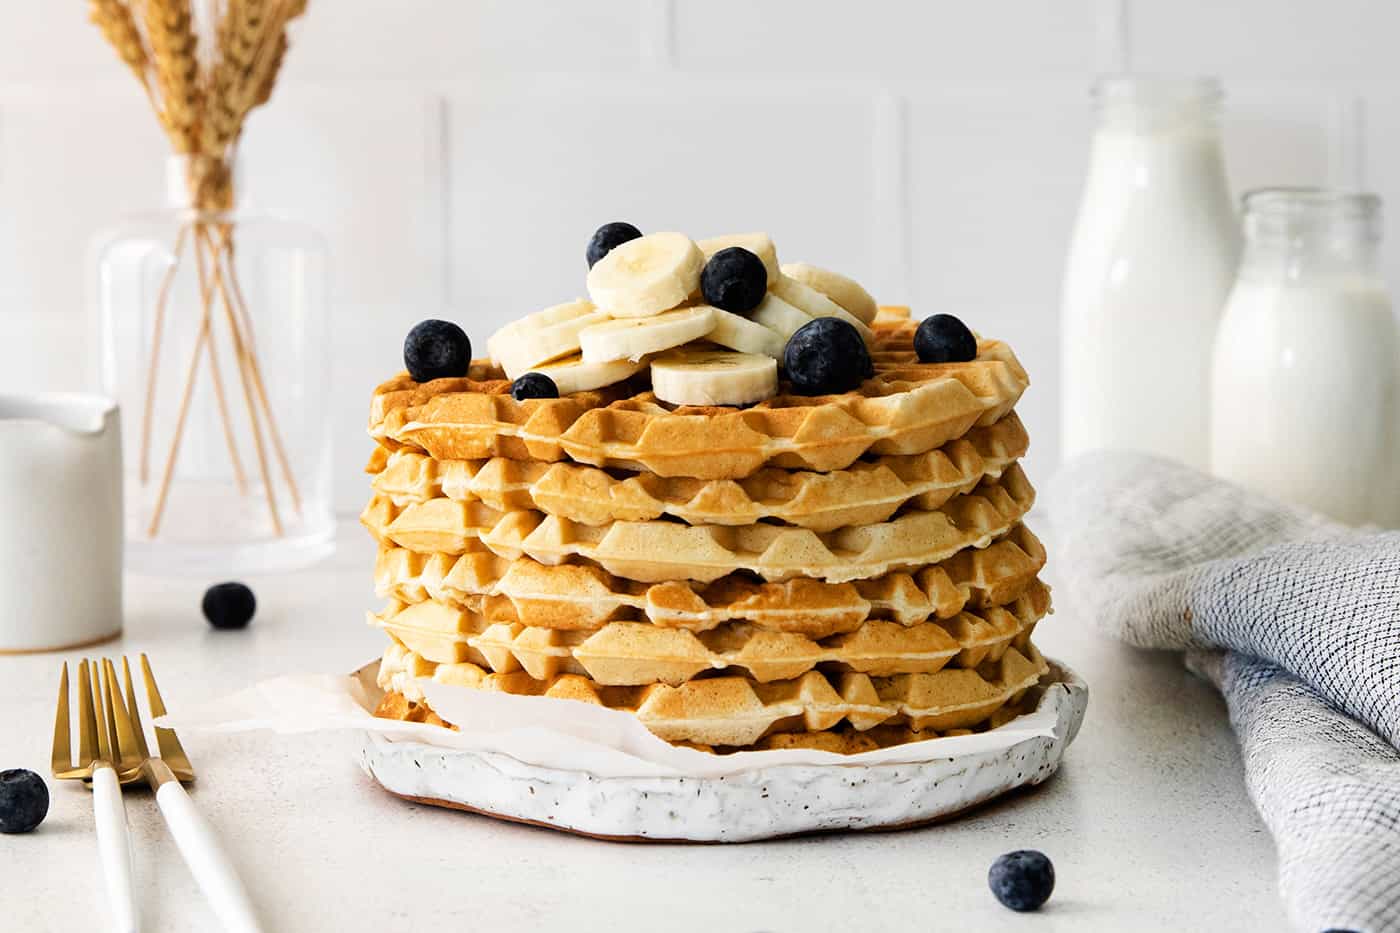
top-left (1046, 453), bottom-right (1400, 933)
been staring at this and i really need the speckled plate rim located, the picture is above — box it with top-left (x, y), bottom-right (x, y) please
top-left (354, 659), bottom-right (1087, 843)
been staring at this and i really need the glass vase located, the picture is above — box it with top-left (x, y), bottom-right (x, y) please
top-left (94, 156), bottom-right (333, 574)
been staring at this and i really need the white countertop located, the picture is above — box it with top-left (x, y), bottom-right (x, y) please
top-left (2, 520), bottom-right (1287, 932)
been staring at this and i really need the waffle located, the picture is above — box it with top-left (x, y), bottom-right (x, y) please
top-left (376, 638), bottom-right (1049, 747)
top-left (371, 692), bottom-right (1037, 753)
top-left (369, 413), bottom-right (1029, 532)
top-left (368, 322), bottom-right (1029, 480)
top-left (361, 466), bottom-right (1034, 584)
top-left (373, 523), bottom-right (1047, 638)
top-left (371, 578), bottom-right (1048, 685)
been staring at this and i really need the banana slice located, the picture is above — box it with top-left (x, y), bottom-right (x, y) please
top-left (579, 306), bottom-right (716, 363)
top-left (651, 349), bottom-right (778, 407)
top-left (781, 262), bottom-right (878, 325)
top-left (487, 299), bottom-right (609, 378)
top-left (531, 354), bottom-right (645, 395)
top-left (703, 306), bottom-right (786, 359)
top-left (586, 232), bottom-right (704, 319)
top-left (697, 233), bottom-right (780, 284)
top-left (771, 275), bottom-right (875, 343)
top-left (748, 294), bottom-right (814, 341)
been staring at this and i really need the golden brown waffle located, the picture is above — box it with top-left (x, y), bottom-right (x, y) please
top-left (370, 414), bottom-right (1029, 533)
top-left (368, 323), bottom-right (1028, 480)
top-left (370, 691), bottom-right (1037, 753)
top-left (374, 523), bottom-right (1046, 638)
top-left (370, 578), bottom-right (1048, 685)
top-left (361, 466), bottom-right (1034, 584)
top-left (377, 638), bottom-right (1049, 747)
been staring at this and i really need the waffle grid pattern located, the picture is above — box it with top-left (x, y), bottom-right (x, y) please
top-left (366, 309), bottom-right (1052, 752)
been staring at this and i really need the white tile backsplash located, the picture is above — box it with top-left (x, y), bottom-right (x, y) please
top-left (445, 78), bottom-right (878, 326)
top-left (672, 0), bottom-right (1098, 76)
top-left (2, 0), bottom-right (1397, 515)
top-left (1131, 0), bottom-right (1400, 79)
top-left (906, 82), bottom-right (1091, 477)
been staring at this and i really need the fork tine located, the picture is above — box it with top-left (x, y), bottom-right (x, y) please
top-left (51, 662), bottom-right (72, 775)
top-left (141, 654), bottom-right (195, 777)
top-left (93, 659), bottom-right (115, 763)
top-left (77, 660), bottom-right (98, 766)
top-left (103, 659), bottom-right (142, 770)
top-left (121, 657), bottom-right (153, 760)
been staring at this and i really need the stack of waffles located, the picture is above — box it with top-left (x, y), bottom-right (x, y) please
top-left (363, 302), bottom-right (1051, 754)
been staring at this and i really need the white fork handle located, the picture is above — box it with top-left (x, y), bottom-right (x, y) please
top-left (155, 781), bottom-right (262, 933)
top-left (91, 765), bottom-right (138, 933)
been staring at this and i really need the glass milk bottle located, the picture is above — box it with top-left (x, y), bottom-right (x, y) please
top-left (1211, 189), bottom-right (1400, 526)
top-left (1060, 77), bottom-right (1241, 468)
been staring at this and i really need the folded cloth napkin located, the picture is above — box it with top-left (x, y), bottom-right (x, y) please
top-left (1046, 453), bottom-right (1400, 933)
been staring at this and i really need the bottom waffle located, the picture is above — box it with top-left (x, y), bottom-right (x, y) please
top-left (376, 638), bottom-right (1049, 748)
top-left (372, 689), bottom-right (1040, 755)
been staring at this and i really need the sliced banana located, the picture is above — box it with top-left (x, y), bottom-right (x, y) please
top-left (703, 306), bottom-right (786, 359)
top-left (531, 354), bottom-right (645, 395)
top-left (771, 275), bottom-right (875, 342)
top-left (781, 262), bottom-right (878, 324)
top-left (697, 233), bottom-right (780, 284)
top-left (748, 294), bottom-right (814, 341)
top-left (586, 232), bottom-right (704, 319)
top-left (487, 299), bottom-right (609, 378)
top-left (651, 349), bottom-right (778, 407)
top-left (579, 306), bottom-right (716, 363)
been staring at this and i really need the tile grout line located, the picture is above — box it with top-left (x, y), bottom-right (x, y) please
top-left (872, 90), bottom-right (912, 303)
top-left (639, 0), bottom-right (676, 72)
top-left (429, 93), bottom-right (451, 311)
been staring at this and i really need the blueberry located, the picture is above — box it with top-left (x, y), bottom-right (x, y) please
top-left (511, 373), bottom-right (559, 401)
top-left (403, 320), bottom-right (472, 383)
top-left (587, 222), bottom-right (643, 268)
top-left (782, 318), bottom-right (872, 396)
top-left (914, 313), bottom-right (978, 363)
top-left (988, 850), bottom-right (1054, 912)
top-left (701, 247), bottom-right (768, 314)
top-left (0, 769), bottom-right (49, 834)
top-left (203, 582), bottom-right (256, 630)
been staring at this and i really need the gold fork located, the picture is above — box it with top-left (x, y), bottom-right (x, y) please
top-left (51, 659), bottom-right (139, 933)
top-left (105, 655), bottom-right (262, 933)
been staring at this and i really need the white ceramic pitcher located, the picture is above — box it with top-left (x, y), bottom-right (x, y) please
top-left (0, 394), bottom-right (123, 652)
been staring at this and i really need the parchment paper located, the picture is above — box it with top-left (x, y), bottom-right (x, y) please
top-left (159, 659), bottom-right (1069, 779)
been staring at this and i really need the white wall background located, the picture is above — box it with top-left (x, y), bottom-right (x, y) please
top-left (0, 0), bottom-right (1392, 513)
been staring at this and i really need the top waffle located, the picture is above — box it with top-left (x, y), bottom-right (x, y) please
top-left (370, 313), bottom-right (1029, 480)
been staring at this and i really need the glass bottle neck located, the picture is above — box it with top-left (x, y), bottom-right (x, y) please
top-left (1238, 188), bottom-right (1382, 282)
top-left (1092, 75), bottom-right (1223, 134)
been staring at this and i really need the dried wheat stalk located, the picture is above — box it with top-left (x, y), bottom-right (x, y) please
top-left (203, 0), bottom-right (268, 154)
top-left (88, 0), bottom-right (148, 86)
top-left (89, 0), bottom-right (312, 540)
top-left (143, 0), bottom-right (203, 153)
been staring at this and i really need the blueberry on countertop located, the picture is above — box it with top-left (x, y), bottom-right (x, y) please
top-left (988, 850), bottom-right (1055, 912)
top-left (203, 582), bottom-right (257, 630)
top-left (404, 320), bottom-right (472, 383)
top-left (701, 247), bottom-right (768, 314)
top-left (0, 769), bottom-right (49, 834)
top-left (511, 372), bottom-right (560, 401)
top-left (914, 313), bottom-right (978, 364)
top-left (586, 222), bottom-right (643, 268)
top-left (783, 317), bottom-right (872, 396)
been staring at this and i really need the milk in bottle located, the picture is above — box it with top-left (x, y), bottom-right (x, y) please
top-left (1060, 77), bottom-right (1241, 468)
top-left (1211, 189), bottom-right (1400, 526)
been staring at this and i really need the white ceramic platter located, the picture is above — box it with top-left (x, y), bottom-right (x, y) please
top-left (355, 660), bottom-right (1087, 843)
